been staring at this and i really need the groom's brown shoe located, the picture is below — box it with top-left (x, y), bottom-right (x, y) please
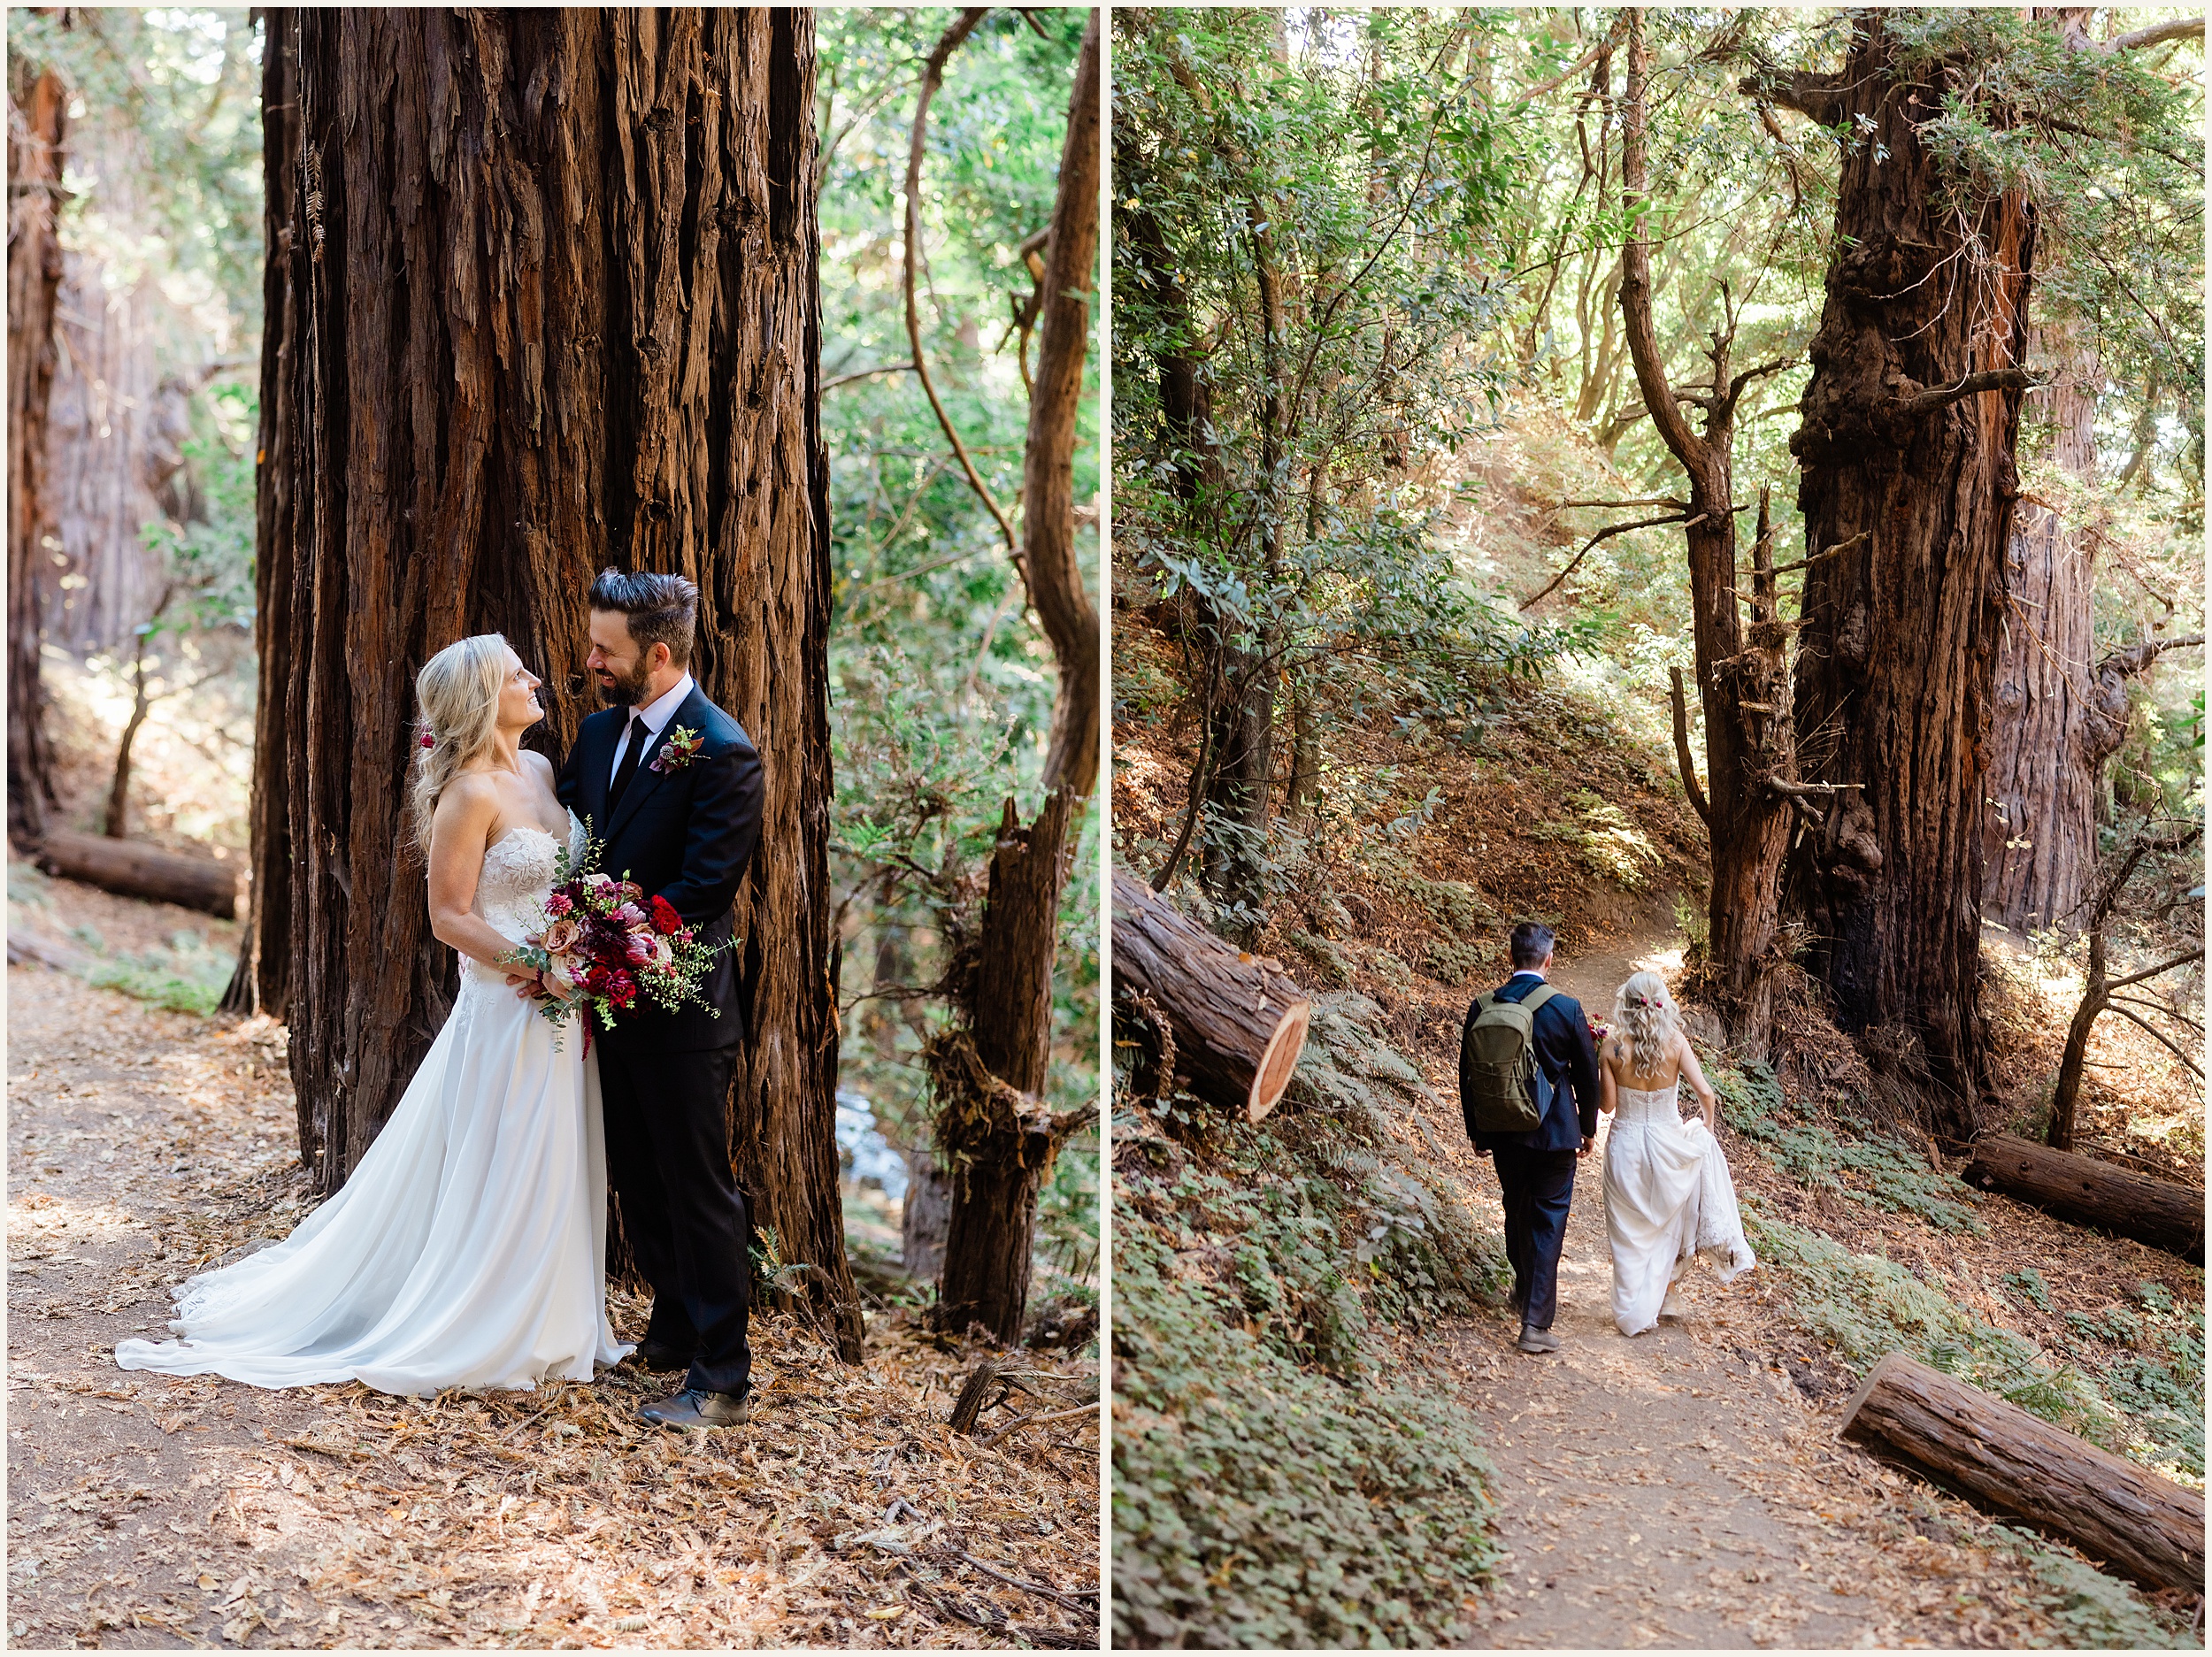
top-left (639, 1386), bottom-right (750, 1430)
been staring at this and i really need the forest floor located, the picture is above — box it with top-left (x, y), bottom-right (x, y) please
top-left (7, 876), bottom-right (1099, 1652)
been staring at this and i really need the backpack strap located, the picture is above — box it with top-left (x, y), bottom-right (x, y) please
top-left (1520, 983), bottom-right (1563, 1017)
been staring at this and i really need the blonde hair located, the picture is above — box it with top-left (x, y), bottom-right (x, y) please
top-left (1610, 970), bottom-right (1683, 1080)
top-left (410, 633), bottom-right (514, 853)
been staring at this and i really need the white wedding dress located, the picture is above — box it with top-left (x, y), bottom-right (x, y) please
top-left (1601, 1078), bottom-right (1756, 1337)
top-left (117, 814), bottom-right (631, 1395)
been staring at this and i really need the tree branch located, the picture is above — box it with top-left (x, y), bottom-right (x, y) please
top-left (2108, 17), bottom-right (2204, 52)
top-left (1519, 510), bottom-right (1690, 611)
top-left (904, 8), bottom-right (1020, 555)
top-left (823, 362), bottom-right (918, 392)
top-left (2096, 634), bottom-right (2205, 681)
top-left (2102, 947), bottom-right (2206, 994)
top-left (1740, 67), bottom-right (1850, 126)
top-left (1668, 666), bottom-right (1710, 825)
top-left (1619, 12), bottom-right (1708, 472)
top-left (1766, 529), bottom-right (1871, 578)
top-left (1892, 367), bottom-right (2043, 417)
top-left (2099, 1003), bottom-right (2207, 1077)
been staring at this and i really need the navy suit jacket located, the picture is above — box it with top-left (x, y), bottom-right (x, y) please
top-left (1470, 972), bottom-right (1603, 1155)
top-left (555, 683), bottom-right (763, 1054)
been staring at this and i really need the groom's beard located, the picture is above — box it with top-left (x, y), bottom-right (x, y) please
top-left (597, 658), bottom-right (653, 707)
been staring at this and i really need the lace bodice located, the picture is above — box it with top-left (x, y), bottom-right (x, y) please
top-left (464, 812), bottom-right (584, 985)
top-left (1611, 1077), bottom-right (1683, 1126)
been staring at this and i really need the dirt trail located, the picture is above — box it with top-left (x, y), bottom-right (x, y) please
top-left (1439, 926), bottom-right (2013, 1649)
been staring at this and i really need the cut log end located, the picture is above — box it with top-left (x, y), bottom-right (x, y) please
top-left (1245, 999), bottom-right (1312, 1122)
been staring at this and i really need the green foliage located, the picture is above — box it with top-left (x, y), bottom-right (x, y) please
top-left (1112, 1227), bottom-right (1501, 1650)
top-left (1747, 1212), bottom-right (2126, 1448)
top-left (79, 930), bottom-right (235, 1018)
top-left (1713, 1062), bottom-right (1985, 1233)
top-left (1115, 989), bottom-right (1509, 1645)
top-left (1999, 1267), bottom-right (2054, 1312)
top-left (1991, 1524), bottom-right (2197, 1651)
top-left (815, 11), bottom-right (1098, 1271)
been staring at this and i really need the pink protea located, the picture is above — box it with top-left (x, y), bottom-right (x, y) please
top-left (624, 933), bottom-right (654, 966)
top-left (613, 902), bottom-right (647, 930)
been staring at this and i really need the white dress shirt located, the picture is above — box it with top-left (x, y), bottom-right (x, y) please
top-left (610, 671), bottom-right (695, 785)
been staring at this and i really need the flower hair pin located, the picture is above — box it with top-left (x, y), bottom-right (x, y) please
top-left (649, 725), bottom-right (705, 774)
top-left (418, 723), bottom-right (435, 749)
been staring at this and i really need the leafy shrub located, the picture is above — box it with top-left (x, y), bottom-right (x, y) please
top-left (1714, 1062), bottom-right (1985, 1232)
top-left (1112, 1228), bottom-right (1501, 1648)
top-left (1747, 1213), bottom-right (2135, 1454)
top-left (1114, 987), bottom-right (1510, 1645)
top-left (81, 932), bottom-right (235, 1017)
top-left (1992, 1525), bottom-right (2196, 1649)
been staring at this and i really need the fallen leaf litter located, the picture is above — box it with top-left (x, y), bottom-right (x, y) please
top-left (9, 932), bottom-right (1100, 1651)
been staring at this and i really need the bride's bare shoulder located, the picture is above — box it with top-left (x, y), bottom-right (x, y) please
top-left (520, 749), bottom-right (557, 786)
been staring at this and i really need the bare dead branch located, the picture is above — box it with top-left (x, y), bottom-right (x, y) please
top-left (1668, 666), bottom-right (1710, 825)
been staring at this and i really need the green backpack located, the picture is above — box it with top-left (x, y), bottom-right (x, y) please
top-left (1458, 984), bottom-right (1561, 1136)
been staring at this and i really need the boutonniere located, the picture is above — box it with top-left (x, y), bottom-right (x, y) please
top-left (648, 725), bottom-right (705, 774)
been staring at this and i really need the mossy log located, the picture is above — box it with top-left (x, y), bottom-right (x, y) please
top-left (1962, 1132), bottom-right (2203, 1262)
top-left (1111, 872), bottom-right (1310, 1120)
top-left (1840, 1351), bottom-right (2203, 1590)
top-left (37, 829), bottom-right (238, 918)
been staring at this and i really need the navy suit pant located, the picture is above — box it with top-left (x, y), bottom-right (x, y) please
top-left (1493, 1146), bottom-right (1578, 1331)
top-left (597, 1046), bottom-right (752, 1398)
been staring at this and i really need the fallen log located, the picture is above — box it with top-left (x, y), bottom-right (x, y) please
top-left (35, 829), bottom-right (239, 919)
top-left (1110, 872), bottom-right (1310, 1120)
top-left (1962, 1132), bottom-right (2203, 1262)
top-left (1840, 1351), bottom-right (2204, 1591)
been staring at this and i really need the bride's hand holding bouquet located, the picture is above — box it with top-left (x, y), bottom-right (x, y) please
top-left (501, 830), bottom-right (723, 1047)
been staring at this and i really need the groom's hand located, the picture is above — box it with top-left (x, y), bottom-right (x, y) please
top-left (1577, 1134), bottom-right (1595, 1159)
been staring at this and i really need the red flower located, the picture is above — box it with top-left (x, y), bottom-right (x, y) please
top-left (649, 895), bottom-right (682, 936)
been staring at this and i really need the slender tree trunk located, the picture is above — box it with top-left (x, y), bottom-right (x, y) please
top-left (1784, 13), bottom-right (2037, 1139)
top-left (934, 14), bottom-right (1100, 1343)
top-left (222, 18), bottom-right (301, 1021)
top-left (8, 54), bottom-right (68, 850)
top-left (258, 8), bottom-right (859, 1357)
top-left (1617, 12), bottom-right (1793, 1053)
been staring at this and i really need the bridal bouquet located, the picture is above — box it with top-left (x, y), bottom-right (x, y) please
top-left (500, 833), bottom-right (722, 1046)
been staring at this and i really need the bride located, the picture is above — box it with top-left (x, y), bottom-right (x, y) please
top-left (116, 634), bottom-right (631, 1394)
top-left (1597, 970), bottom-right (1755, 1337)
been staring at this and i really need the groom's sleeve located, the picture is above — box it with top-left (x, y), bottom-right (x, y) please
top-left (656, 737), bottom-right (764, 924)
top-left (1564, 1004), bottom-right (1601, 1139)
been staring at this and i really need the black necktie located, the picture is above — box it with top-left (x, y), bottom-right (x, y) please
top-left (609, 715), bottom-right (653, 810)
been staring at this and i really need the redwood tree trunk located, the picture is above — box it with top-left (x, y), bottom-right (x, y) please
top-left (1986, 321), bottom-right (2101, 934)
top-left (1786, 14), bottom-right (2037, 1139)
top-left (7, 55), bottom-right (67, 849)
top-left (934, 14), bottom-right (1101, 1343)
top-left (221, 16), bottom-right (301, 1023)
top-left (259, 8), bottom-right (859, 1357)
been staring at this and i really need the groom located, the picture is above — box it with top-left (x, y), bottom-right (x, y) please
top-left (553, 569), bottom-right (764, 1429)
top-left (1465, 921), bottom-right (1601, 1356)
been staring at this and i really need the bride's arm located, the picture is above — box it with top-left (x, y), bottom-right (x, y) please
top-left (1677, 1035), bottom-right (1718, 1130)
top-left (1598, 1044), bottom-right (1618, 1115)
top-left (426, 779), bottom-right (541, 979)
